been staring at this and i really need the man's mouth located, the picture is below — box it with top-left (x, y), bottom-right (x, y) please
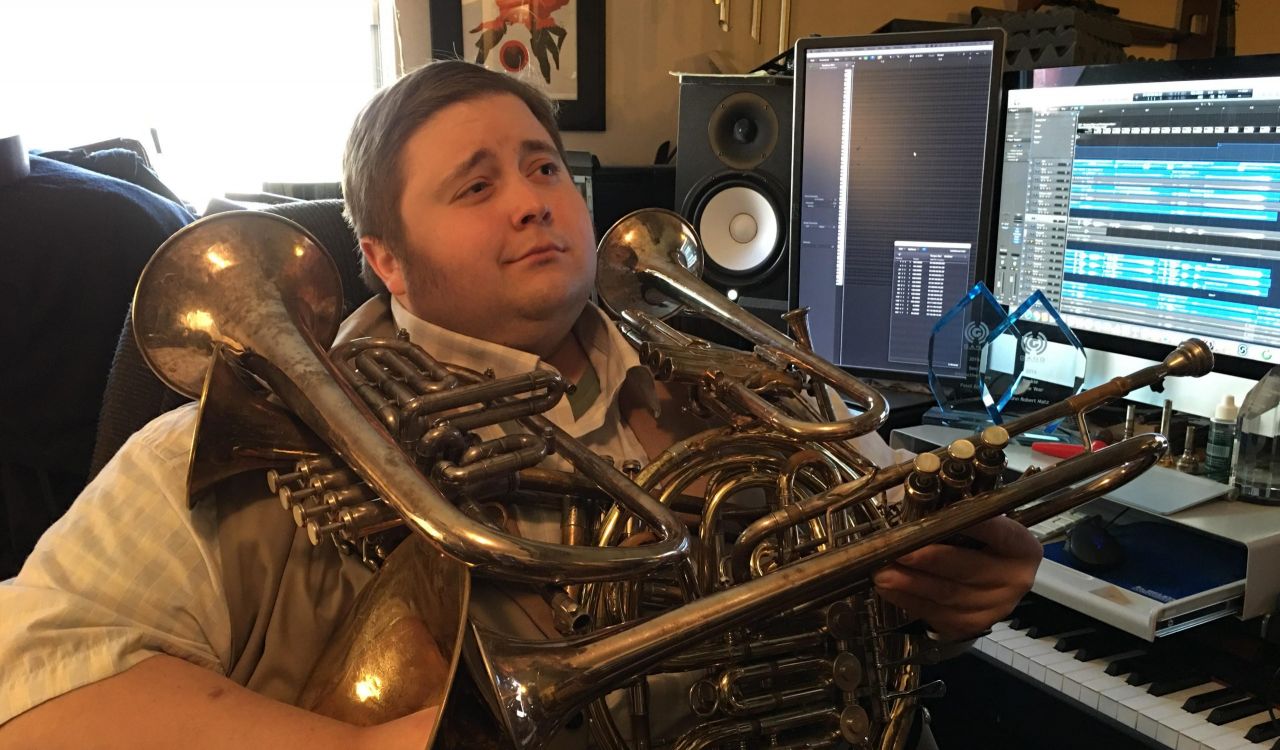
top-left (510, 243), bottom-right (565, 263)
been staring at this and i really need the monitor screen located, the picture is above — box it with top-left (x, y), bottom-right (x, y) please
top-left (790, 30), bottom-right (1004, 379)
top-left (994, 58), bottom-right (1280, 377)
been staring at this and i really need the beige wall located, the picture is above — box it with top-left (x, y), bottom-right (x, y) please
top-left (399, 0), bottom-right (1280, 166)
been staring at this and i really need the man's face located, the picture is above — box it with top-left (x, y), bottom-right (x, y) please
top-left (364, 92), bottom-right (596, 353)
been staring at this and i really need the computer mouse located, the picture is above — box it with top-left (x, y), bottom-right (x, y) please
top-left (1064, 516), bottom-right (1126, 573)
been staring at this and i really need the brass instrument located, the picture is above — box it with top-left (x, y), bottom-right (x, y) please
top-left (132, 208), bottom-right (1213, 750)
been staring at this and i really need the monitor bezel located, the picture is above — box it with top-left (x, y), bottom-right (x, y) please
top-left (787, 28), bottom-right (1008, 383)
top-left (997, 53), bottom-right (1280, 382)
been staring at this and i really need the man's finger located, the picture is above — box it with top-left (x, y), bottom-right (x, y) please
top-left (873, 563), bottom-right (1010, 612)
top-left (950, 516), bottom-right (1044, 560)
top-left (873, 586), bottom-right (1001, 641)
top-left (893, 544), bottom-right (1027, 588)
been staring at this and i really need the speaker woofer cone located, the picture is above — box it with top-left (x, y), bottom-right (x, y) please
top-left (683, 173), bottom-right (786, 287)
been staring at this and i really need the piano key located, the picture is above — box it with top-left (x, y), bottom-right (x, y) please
top-left (1109, 652), bottom-right (1155, 677)
top-left (1146, 683), bottom-right (1228, 745)
top-left (1055, 628), bottom-right (1099, 652)
top-left (1099, 683), bottom-right (1146, 721)
top-left (1155, 706), bottom-right (1201, 747)
top-left (1244, 718), bottom-right (1280, 743)
top-left (976, 599), bottom-right (1280, 750)
top-left (1024, 608), bottom-right (1090, 638)
top-left (1194, 709), bottom-right (1273, 750)
top-left (1184, 687), bottom-right (1249, 714)
top-left (1076, 632), bottom-right (1144, 662)
top-left (1121, 691), bottom-right (1169, 735)
top-left (1151, 674), bottom-right (1212, 697)
top-left (1208, 700), bottom-right (1269, 726)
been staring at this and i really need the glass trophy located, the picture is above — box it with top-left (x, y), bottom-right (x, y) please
top-left (1229, 366), bottom-right (1280, 506)
top-left (928, 284), bottom-right (1086, 434)
top-left (927, 282), bottom-right (1016, 428)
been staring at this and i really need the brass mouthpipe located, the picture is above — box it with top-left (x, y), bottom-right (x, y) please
top-left (727, 338), bottom-right (1214, 578)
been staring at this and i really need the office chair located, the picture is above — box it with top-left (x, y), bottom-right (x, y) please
top-left (88, 199), bottom-right (371, 479)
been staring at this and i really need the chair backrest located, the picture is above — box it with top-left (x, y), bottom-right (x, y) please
top-left (89, 199), bottom-right (370, 479)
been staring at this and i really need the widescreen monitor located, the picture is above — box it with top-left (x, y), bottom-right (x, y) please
top-left (994, 55), bottom-right (1280, 379)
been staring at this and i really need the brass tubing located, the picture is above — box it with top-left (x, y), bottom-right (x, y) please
top-left (597, 209), bottom-right (888, 441)
top-left (470, 434), bottom-right (1169, 749)
top-left (133, 211), bottom-right (694, 584)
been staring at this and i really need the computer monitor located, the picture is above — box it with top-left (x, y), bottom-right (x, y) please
top-left (790, 29), bottom-right (1005, 379)
top-left (993, 55), bottom-right (1280, 380)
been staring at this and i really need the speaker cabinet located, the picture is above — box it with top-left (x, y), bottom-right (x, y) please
top-left (675, 74), bottom-right (793, 340)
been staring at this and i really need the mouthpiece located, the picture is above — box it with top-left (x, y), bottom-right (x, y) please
top-left (1163, 339), bottom-right (1214, 378)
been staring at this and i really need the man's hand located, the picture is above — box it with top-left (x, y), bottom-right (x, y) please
top-left (872, 516), bottom-right (1043, 641)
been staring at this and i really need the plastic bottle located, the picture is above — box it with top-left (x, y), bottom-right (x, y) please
top-left (1204, 394), bottom-right (1238, 483)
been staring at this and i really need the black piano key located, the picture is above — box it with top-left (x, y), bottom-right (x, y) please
top-left (1027, 615), bottom-right (1087, 639)
top-left (1054, 628), bottom-right (1098, 652)
top-left (1128, 660), bottom-right (1183, 686)
top-left (1005, 598), bottom-right (1043, 630)
top-left (1107, 652), bottom-right (1152, 677)
top-left (1129, 655), bottom-right (1203, 688)
top-left (1244, 718), bottom-right (1280, 743)
top-left (1148, 673), bottom-right (1209, 697)
top-left (1182, 686), bottom-right (1247, 713)
top-left (1075, 635), bottom-right (1142, 662)
top-left (1207, 699), bottom-right (1268, 726)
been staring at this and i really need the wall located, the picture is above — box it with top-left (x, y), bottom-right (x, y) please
top-left (398, 1), bottom-right (1280, 166)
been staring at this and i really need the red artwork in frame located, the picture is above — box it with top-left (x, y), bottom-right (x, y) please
top-left (429, 0), bottom-right (605, 131)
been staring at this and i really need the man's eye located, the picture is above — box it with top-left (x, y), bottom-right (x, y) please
top-left (537, 162), bottom-right (560, 176)
top-left (462, 181), bottom-right (489, 196)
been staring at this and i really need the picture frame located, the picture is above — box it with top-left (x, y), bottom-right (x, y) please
top-left (429, 0), bottom-right (606, 131)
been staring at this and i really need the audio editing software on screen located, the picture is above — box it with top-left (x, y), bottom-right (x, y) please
top-left (794, 36), bottom-right (1000, 377)
top-left (994, 75), bottom-right (1280, 365)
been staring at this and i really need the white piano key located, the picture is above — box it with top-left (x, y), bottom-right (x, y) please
top-left (1099, 683), bottom-right (1144, 720)
top-left (1037, 649), bottom-right (1079, 671)
top-left (1136, 712), bottom-right (1161, 739)
top-left (1155, 722), bottom-right (1181, 747)
top-left (1019, 641), bottom-right (1057, 660)
top-left (1163, 696), bottom-right (1219, 749)
top-left (1081, 674), bottom-right (1116, 711)
top-left (1118, 691), bottom-right (1165, 731)
top-left (989, 623), bottom-right (1022, 643)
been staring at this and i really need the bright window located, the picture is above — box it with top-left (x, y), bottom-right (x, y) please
top-left (0, 0), bottom-right (389, 209)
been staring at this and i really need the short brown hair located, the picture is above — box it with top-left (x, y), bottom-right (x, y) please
top-left (342, 60), bottom-right (568, 292)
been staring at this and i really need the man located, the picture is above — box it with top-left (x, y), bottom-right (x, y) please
top-left (0, 60), bottom-right (1041, 748)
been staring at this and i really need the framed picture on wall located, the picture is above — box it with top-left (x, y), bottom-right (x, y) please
top-left (429, 0), bottom-right (606, 131)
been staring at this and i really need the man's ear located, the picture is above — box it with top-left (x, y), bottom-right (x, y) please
top-left (360, 237), bottom-right (408, 297)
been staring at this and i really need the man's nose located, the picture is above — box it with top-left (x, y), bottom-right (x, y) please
top-left (513, 182), bottom-right (552, 227)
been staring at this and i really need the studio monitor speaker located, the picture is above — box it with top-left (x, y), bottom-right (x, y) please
top-left (675, 74), bottom-right (793, 337)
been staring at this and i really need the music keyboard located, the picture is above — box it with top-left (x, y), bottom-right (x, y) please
top-left (973, 603), bottom-right (1280, 750)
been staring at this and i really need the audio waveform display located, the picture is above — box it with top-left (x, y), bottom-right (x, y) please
top-left (1071, 154), bottom-right (1280, 222)
top-left (1062, 280), bottom-right (1280, 329)
top-left (1063, 248), bottom-right (1271, 296)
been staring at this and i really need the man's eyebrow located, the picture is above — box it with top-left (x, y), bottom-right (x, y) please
top-left (520, 139), bottom-right (560, 160)
top-left (438, 148), bottom-right (496, 194)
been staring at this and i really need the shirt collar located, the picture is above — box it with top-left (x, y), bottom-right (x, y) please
top-left (388, 297), bottom-right (659, 435)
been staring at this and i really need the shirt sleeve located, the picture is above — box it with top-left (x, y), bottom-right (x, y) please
top-left (0, 404), bottom-right (232, 725)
